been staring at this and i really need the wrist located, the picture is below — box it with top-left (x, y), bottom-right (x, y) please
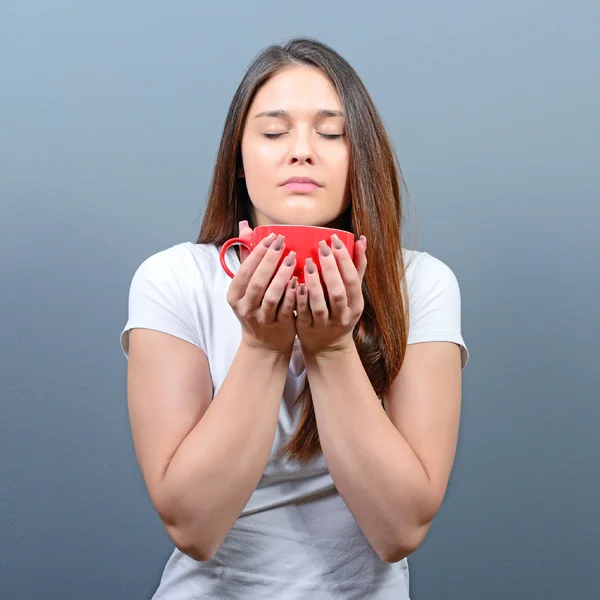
top-left (239, 338), bottom-right (293, 366)
top-left (302, 337), bottom-right (357, 365)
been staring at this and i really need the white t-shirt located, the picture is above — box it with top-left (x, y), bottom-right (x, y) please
top-left (120, 242), bottom-right (469, 600)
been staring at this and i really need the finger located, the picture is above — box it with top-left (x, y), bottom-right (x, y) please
top-left (238, 220), bottom-right (253, 262)
top-left (277, 276), bottom-right (298, 322)
top-left (243, 235), bottom-right (287, 309)
top-left (228, 232), bottom-right (277, 303)
top-left (304, 258), bottom-right (329, 328)
top-left (331, 234), bottom-right (364, 311)
top-left (317, 240), bottom-right (348, 319)
top-left (261, 251), bottom-right (297, 322)
top-left (296, 283), bottom-right (311, 327)
top-left (355, 235), bottom-right (368, 283)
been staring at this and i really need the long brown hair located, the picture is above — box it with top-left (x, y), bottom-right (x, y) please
top-left (197, 37), bottom-right (411, 463)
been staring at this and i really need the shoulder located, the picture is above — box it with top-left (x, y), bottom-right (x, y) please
top-left (121, 243), bottom-right (221, 358)
top-left (402, 248), bottom-right (461, 298)
top-left (125, 241), bottom-right (223, 326)
top-left (132, 241), bottom-right (216, 274)
top-left (129, 242), bottom-right (220, 289)
top-left (401, 248), bottom-right (468, 368)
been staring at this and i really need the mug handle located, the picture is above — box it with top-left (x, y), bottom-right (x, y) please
top-left (219, 238), bottom-right (253, 278)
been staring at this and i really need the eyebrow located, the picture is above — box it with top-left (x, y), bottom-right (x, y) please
top-left (253, 109), bottom-right (345, 119)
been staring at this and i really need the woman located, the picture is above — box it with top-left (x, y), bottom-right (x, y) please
top-left (121, 37), bottom-right (469, 599)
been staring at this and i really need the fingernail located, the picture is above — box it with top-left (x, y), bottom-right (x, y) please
top-left (360, 235), bottom-right (367, 247)
top-left (331, 234), bottom-right (344, 249)
top-left (262, 233), bottom-right (276, 247)
top-left (290, 276), bottom-right (298, 290)
top-left (239, 220), bottom-right (249, 230)
top-left (305, 258), bottom-right (316, 274)
top-left (284, 251), bottom-right (296, 266)
top-left (299, 284), bottom-right (307, 296)
top-left (318, 240), bottom-right (331, 257)
top-left (273, 235), bottom-right (285, 251)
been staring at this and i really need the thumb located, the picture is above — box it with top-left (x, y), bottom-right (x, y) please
top-left (238, 219), bottom-right (253, 239)
top-left (238, 220), bottom-right (253, 262)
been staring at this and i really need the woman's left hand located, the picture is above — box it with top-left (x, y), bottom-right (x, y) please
top-left (295, 233), bottom-right (368, 358)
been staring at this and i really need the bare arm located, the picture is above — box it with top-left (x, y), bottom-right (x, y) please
top-left (295, 236), bottom-right (463, 563)
top-left (126, 228), bottom-right (298, 561)
top-left (304, 340), bottom-right (462, 563)
top-left (127, 329), bottom-right (291, 561)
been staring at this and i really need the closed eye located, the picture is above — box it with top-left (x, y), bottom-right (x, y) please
top-left (263, 133), bottom-right (345, 140)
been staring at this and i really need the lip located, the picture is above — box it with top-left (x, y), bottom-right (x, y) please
top-left (281, 176), bottom-right (322, 193)
top-left (282, 176), bottom-right (322, 186)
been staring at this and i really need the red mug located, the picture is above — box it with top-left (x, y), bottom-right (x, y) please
top-left (219, 224), bottom-right (355, 285)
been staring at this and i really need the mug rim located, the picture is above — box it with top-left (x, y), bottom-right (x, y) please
top-left (253, 224), bottom-right (353, 235)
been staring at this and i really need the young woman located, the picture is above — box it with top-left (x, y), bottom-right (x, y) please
top-left (121, 37), bottom-right (469, 600)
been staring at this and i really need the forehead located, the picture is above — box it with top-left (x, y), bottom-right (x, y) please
top-left (249, 66), bottom-right (343, 115)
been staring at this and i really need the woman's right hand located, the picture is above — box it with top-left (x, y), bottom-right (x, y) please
top-left (226, 221), bottom-right (298, 357)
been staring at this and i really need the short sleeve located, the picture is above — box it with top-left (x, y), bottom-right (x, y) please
top-left (406, 252), bottom-right (469, 369)
top-left (120, 247), bottom-right (205, 359)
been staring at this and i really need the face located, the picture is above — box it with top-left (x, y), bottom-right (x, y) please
top-left (240, 66), bottom-right (350, 228)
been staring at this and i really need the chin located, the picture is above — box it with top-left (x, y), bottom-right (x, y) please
top-left (261, 208), bottom-right (333, 228)
top-left (277, 215), bottom-right (336, 227)
top-left (254, 198), bottom-right (348, 228)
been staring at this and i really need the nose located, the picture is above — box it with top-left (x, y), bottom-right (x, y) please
top-left (288, 130), bottom-right (315, 165)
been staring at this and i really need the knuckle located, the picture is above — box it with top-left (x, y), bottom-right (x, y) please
top-left (237, 300), bottom-right (252, 315)
top-left (313, 306), bottom-right (327, 318)
top-left (255, 313), bottom-right (269, 327)
top-left (263, 295), bottom-right (278, 309)
top-left (348, 285), bottom-right (360, 299)
top-left (248, 279), bottom-right (265, 295)
top-left (330, 291), bottom-right (346, 304)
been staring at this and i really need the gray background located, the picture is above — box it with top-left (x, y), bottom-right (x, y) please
top-left (1, 1), bottom-right (598, 598)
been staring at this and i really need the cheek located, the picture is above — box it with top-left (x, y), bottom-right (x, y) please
top-left (329, 150), bottom-right (350, 190)
top-left (243, 142), bottom-right (278, 182)
top-left (241, 148), bottom-right (269, 197)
